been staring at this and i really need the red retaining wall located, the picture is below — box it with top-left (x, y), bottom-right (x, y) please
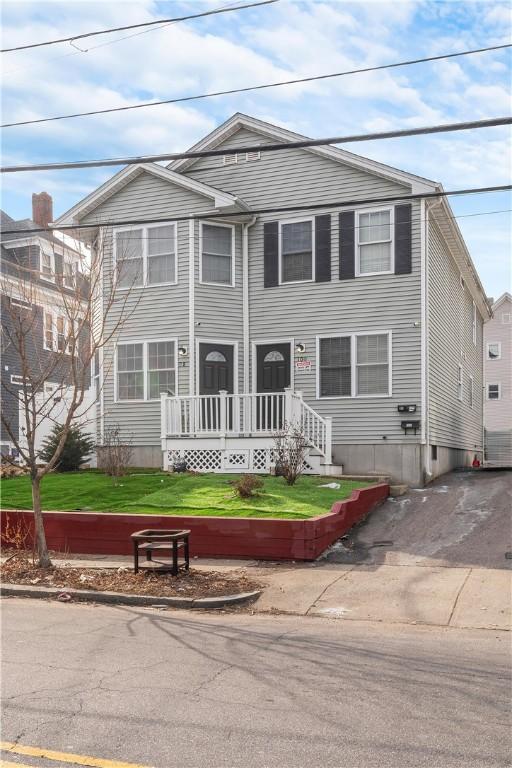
top-left (1, 483), bottom-right (388, 561)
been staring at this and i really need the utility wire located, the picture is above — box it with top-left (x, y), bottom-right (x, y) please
top-left (2, 185), bottom-right (510, 237)
top-left (2, 116), bottom-right (510, 173)
top-left (3, 42), bottom-right (511, 129)
top-left (0, 0), bottom-right (278, 53)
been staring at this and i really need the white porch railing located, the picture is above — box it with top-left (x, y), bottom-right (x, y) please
top-left (161, 388), bottom-right (332, 462)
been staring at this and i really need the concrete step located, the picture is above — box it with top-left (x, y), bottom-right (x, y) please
top-left (389, 484), bottom-right (409, 497)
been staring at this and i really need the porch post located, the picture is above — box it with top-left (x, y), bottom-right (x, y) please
top-left (324, 416), bottom-right (333, 465)
top-left (284, 387), bottom-right (293, 427)
top-left (160, 392), bottom-right (167, 448)
top-left (219, 390), bottom-right (227, 436)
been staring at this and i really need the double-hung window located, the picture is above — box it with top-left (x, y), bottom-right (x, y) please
top-left (318, 332), bottom-right (391, 397)
top-left (357, 208), bottom-right (393, 275)
top-left (44, 312), bottom-right (54, 351)
top-left (472, 301), bottom-right (477, 345)
top-left (200, 223), bottom-right (234, 285)
top-left (469, 376), bottom-right (474, 408)
top-left (487, 383), bottom-right (500, 400)
top-left (40, 249), bottom-right (55, 282)
top-left (280, 220), bottom-right (313, 283)
top-left (63, 261), bottom-right (76, 289)
top-left (487, 342), bottom-right (501, 360)
top-left (116, 340), bottom-right (176, 401)
top-left (43, 311), bottom-right (73, 354)
top-left (457, 364), bottom-right (463, 401)
top-left (115, 224), bottom-right (176, 289)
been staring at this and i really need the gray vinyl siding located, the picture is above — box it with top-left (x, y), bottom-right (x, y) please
top-left (189, 129), bottom-right (422, 444)
top-left (484, 295), bottom-right (512, 432)
top-left (427, 217), bottom-right (484, 451)
top-left (82, 171), bottom-right (244, 446)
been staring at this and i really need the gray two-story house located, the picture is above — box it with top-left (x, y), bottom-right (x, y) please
top-left (55, 113), bottom-right (490, 485)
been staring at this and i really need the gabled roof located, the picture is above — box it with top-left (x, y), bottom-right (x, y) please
top-left (492, 292), bottom-right (512, 311)
top-left (169, 112), bottom-right (439, 194)
top-left (54, 163), bottom-right (250, 227)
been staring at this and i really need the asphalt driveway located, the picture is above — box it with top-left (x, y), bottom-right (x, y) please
top-left (324, 469), bottom-right (512, 570)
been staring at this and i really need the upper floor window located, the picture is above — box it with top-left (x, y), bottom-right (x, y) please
top-left (116, 340), bottom-right (176, 401)
top-left (200, 222), bottom-right (234, 286)
top-left (457, 364), bottom-right (463, 401)
top-left (487, 383), bottom-right (501, 400)
top-left (63, 261), bottom-right (76, 289)
top-left (357, 208), bottom-right (393, 275)
top-left (43, 310), bottom-right (74, 354)
top-left (469, 375), bottom-right (474, 408)
top-left (472, 301), bottom-right (477, 345)
top-left (40, 249), bottom-right (55, 282)
top-left (487, 342), bottom-right (501, 360)
top-left (114, 224), bottom-right (176, 289)
top-left (318, 331), bottom-right (391, 398)
top-left (280, 219), bottom-right (313, 283)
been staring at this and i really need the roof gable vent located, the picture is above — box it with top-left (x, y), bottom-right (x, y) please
top-left (245, 151), bottom-right (260, 162)
top-left (223, 153), bottom-right (238, 166)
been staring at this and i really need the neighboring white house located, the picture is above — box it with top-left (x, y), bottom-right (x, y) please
top-left (54, 113), bottom-right (490, 485)
top-left (484, 292), bottom-right (512, 466)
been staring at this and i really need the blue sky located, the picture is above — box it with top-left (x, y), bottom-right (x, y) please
top-left (1, 0), bottom-right (511, 298)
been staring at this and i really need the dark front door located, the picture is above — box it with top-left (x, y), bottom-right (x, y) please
top-left (256, 343), bottom-right (291, 430)
top-left (199, 343), bottom-right (234, 430)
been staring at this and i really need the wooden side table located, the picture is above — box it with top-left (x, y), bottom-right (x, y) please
top-left (131, 529), bottom-right (190, 576)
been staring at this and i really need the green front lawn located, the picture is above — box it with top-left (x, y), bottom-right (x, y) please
top-left (0, 472), bottom-right (371, 520)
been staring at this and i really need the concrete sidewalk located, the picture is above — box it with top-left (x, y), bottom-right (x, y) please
top-left (8, 553), bottom-right (510, 631)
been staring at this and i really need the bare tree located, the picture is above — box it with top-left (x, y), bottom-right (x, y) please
top-left (1, 227), bottom-right (141, 567)
top-left (97, 424), bottom-right (133, 483)
top-left (272, 421), bottom-right (309, 485)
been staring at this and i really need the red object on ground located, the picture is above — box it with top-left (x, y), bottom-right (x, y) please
top-left (1, 483), bottom-right (389, 561)
top-left (472, 456), bottom-right (481, 468)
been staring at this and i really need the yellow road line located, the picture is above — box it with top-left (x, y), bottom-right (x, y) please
top-left (0, 743), bottom-right (154, 768)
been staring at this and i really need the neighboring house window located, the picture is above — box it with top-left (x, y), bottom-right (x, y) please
top-left (472, 302), bottom-right (476, 345)
top-left (469, 376), bottom-right (474, 408)
top-left (487, 383), bottom-right (501, 400)
top-left (357, 208), bottom-right (393, 275)
top-left (318, 332), bottom-right (391, 397)
top-left (280, 220), bottom-right (314, 283)
top-left (319, 337), bottom-right (351, 397)
top-left (63, 261), bottom-right (76, 289)
top-left (487, 342), bottom-right (501, 360)
top-left (115, 225), bottom-right (176, 288)
top-left (457, 364), bottom-right (463, 401)
top-left (43, 311), bottom-right (74, 354)
top-left (40, 249), bottom-right (55, 282)
top-left (116, 340), bottom-right (176, 401)
top-left (44, 311), bottom-right (54, 351)
top-left (93, 351), bottom-right (100, 403)
top-left (200, 223), bottom-right (234, 286)
top-left (502, 313), bottom-right (511, 324)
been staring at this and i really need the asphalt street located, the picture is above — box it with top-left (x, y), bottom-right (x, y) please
top-left (1, 599), bottom-right (510, 768)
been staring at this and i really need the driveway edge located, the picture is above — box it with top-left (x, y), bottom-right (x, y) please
top-left (0, 582), bottom-right (262, 609)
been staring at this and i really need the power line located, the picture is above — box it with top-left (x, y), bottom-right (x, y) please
top-left (0, 0), bottom-right (278, 53)
top-left (2, 116), bottom-right (510, 173)
top-left (3, 42), bottom-right (511, 129)
top-left (2, 185), bottom-right (510, 237)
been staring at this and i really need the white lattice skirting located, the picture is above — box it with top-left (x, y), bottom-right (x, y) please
top-left (164, 446), bottom-right (317, 474)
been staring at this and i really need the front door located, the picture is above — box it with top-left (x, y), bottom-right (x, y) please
top-left (256, 343), bottom-right (291, 430)
top-left (199, 343), bottom-right (234, 430)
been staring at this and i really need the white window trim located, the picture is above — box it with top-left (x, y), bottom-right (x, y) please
top-left (316, 330), bottom-right (392, 399)
top-left (113, 222), bottom-right (178, 291)
top-left (469, 375), bottom-right (474, 408)
top-left (40, 247), bottom-right (56, 284)
top-left (487, 382), bottom-right (501, 400)
top-left (43, 309), bottom-right (75, 355)
top-left (457, 363), bottom-right (463, 402)
top-left (486, 341), bottom-right (502, 360)
top-left (472, 301), bottom-right (477, 346)
top-left (355, 206), bottom-right (394, 277)
top-left (63, 260), bottom-right (77, 289)
top-left (278, 217), bottom-right (315, 285)
top-left (198, 221), bottom-right (235, 288)
top-left (114, 338), bottom-right (178, 403)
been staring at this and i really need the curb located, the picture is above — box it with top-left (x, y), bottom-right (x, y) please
top-left (0, 583), bottom-right (262, 610)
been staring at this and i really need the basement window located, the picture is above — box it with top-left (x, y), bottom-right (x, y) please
top-left (431, 445), bottom-right (438, 461)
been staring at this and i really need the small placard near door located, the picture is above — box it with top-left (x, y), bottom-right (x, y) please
top-left (295, 358), bottom-right (312, 373)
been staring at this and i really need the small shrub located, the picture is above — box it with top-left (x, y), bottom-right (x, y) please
top-left (39, 424), bottom-right (95, 472)
top-left (272, 422), bottom-right (309, 486)
top-left (97, 425), bottom-right (133, 482)
top-left (231, 474), bottom-right (263, 499)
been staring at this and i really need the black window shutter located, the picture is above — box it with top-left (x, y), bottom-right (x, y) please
top-left (263, 221), bottom-right (279, 288)
top-left (339, 211), bottom-right (355, 280)
top-left (315, 214), bottom-right (331, 282)
top-left (395, 204), bottom-right (412, 274)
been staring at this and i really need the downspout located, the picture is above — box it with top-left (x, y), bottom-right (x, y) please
top-left (188, 218), bottom-right (195, 395)
top-left (242, 216), bottom-right (257, 393)
top-left (421, 199), bottom-right (431, 480)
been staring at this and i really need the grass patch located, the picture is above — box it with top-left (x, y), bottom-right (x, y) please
top-left (0, 472), bottom-right (372, 520)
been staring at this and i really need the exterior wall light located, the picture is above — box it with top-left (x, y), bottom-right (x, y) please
top-left (178, 346), bottom-right (188, 356)
top-left (295, 343), bottom-right (306, 354)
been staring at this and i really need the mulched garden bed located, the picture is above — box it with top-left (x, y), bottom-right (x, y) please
top-left (1, 554), bottom-right (262, 599)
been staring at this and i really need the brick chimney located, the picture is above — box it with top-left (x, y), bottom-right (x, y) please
top-left (32, 191), bottom-right (53, 228)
